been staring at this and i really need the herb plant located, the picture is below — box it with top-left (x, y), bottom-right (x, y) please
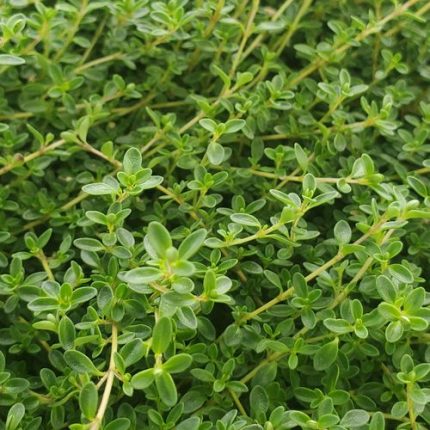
top-left (1, 0), bottom-right (430, 429)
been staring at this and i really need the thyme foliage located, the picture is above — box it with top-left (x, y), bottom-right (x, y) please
top-left (1, 1), bottom-right (430, 429)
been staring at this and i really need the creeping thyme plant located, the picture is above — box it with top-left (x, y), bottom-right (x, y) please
top-left (1, 0), bottom-right (430, 429)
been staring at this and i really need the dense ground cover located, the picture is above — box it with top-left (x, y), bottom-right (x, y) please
top-left (1, 0), bottom-right (430, 429)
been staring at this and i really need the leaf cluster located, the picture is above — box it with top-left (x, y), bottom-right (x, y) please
top-left (1, 1), bottom-right (430, 430)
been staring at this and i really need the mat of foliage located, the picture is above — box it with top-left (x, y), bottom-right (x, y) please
top-left (1, 1), bottom-right (430, 429)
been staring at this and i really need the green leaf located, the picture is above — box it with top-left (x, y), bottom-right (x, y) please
top-left (203, 270), bottom-right (217, 296)
top-left (176, 417), bottom-right (201, 430)
top-left (294, 143), bottom-right (308, 171)
top-left (210, 64), bottom-right (231, 87)
top-left (190, 368), bottom-right (215, 382)
top-left (28, 297), bottom-right (59, 312)
top-left (71, 287), bottom-right (97, 305)
top-left (302, 173), bottom-right (316, 194)
top-left (409, 316), bottom-right (428, 331)
top-left (292, 272), bottom-right (307, 297)
top-left (119, 267), bottom-right (162, 283)
top-left (74, 238), bottom-right (104, 251)
top-left (0, 54), bottom-right (25, 65)
top-left (310, 191), bottom-right (339, 206)
top-left (207, 141), bottom-right (225, 165)
top-left (385, 320), bottom-right (404, 343)
top-left (155, 370), bottom-right (177, 407)
top-left (340, 409), bottom-right (370, 427)
top-left (82, 182), bottom-right (117, 195)
top-left (152, 317), bottom-right (172, 354)
top-left (178, 229), bottom-right (207, 259)
top-left (123, 147), bottom-right (142, 174)
top-left (120, 338), bottom-right (145, 367)
top-left (235, 71), bottom-right (253, 87)
top-left (6, 403), bottom-right (25, 430)
top-left (391, 401), bottom-right (408, 418)
top-left (269, 189), bottom-right (300, 207)
top-left (378, 302), bottom-right (401, 320)
top-left (223, 119), bottom-right (246, 134)
top-left (323, 319), bottom-right (351, 334)
top-left (250, 385), bottom-right (269, 419)
top-left (369, 412), bottom-right (385, 430)
top-left (176, 306), bottom-right (198, 329)
top-left (58, 316), bottom-right (76, 350)
top-left (230, 213), bottom-right (261, 227)
top-left (38, 228), bottom-right (53, 248)
top-left (131, 368), bottom-right (155, 389)
top-left (85, 211), bottom-right (108, 225)
top-left (4, 378), bottom-right (29, 394)
top-left (334, 220), bottom-right (351, 244)
top-left (376, 275), bottom-right (397, 303)
top-left (199, 118), bottom-right (217, 133)
top-left (404, 287), bottom-right (425, 312)
top-left (104, 418), bottom-right (131, 430)
top-left (163, 354), bottom-right (193, 374)
top-left (26, 123), bottom-right (45, 146)
top-left (64, 350), bottom-right (100, 375)
top-left (79, 382), bottom-right (98, 420)
top-left (414, 363), bottom-right (430, 380)
top-left (313, 338), bottom-right (338, 370)
top-left (407, 176), bottom-right (428, 197)
top-left (264, 270), bottom-right (282, 290)
top-left (388, 264), bottom-right (413, 284)
top-left (290, 411), bottom-right (311, 426)
top-left (146, 222), bottom-right (172, 258)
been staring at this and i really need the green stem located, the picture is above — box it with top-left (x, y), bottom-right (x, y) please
top-left (237, 217), bottom-right (387, 324)
top-left (0, 140), bottom-right (66, 177)
top-left (37, 250), bottom-right (54, 281)
top-left (54, 0), bottom-right (89, 61)
top-left (90, 324), bottom-right (118, 430)
top-left (79, 15), bottom-right (108, 65)
top-left (229, 0), bottom-right (260, 78)
top-left (248, 169), bottom-right (366, 185)
top-left (274, 0), bottom-right (313, 55)
top-left (287, 0), bottom-right (420, 88)
top-left (228, 388), bottom-right (248, 416)
top-left (241, 0), bottom-right (294, 60)
top-left (74, 52), bottom-right (124, 74)
top-left (406, 383), bottom-right (418, 430)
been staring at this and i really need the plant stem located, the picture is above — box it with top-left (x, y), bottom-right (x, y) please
top-left (228, 388), bottom-right (248, 416)
top-left (79, 15), bottom-right (108, 65)
top-left (385, 0), bottom-right (430, 37)
top-left (274, 0), bottom-right (313, 55)
top-left (205, 0), bottom-right (226, 37)
top-left (226, 222), bottom-right (284, 247)
top-left (260, 118), bottom-right (375, 141)
top-left (407, 383), bottom-right (418, 430)
top-left (90, 324), bottom-right (118, 430)
top-left (0, 140), bottom-right (66, 177)
top-left (37, 250), bottom-right (54, 281)
top-left (187, 0), bottom-right (226, 70)
top-left (74, 52), bottom-right (124, 74)
top-left (288, 0), bottom-right (420, 88)
top-left (54, 0), bottom-right (89, 61)
top-left (248, 169), bottom-right (366, 185)
top-left (238, 217), bottom-right (386, 324)
top-left (242, 0), bottom-right (294, 60)
top-left (330, 228), bottom-right (394, 309)
top-left (21, 193), bottom-right (87, 232)
top-left (80, 141), bottom-right (121, 169)
top-left (229, 0), bottom-right (260, 78)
